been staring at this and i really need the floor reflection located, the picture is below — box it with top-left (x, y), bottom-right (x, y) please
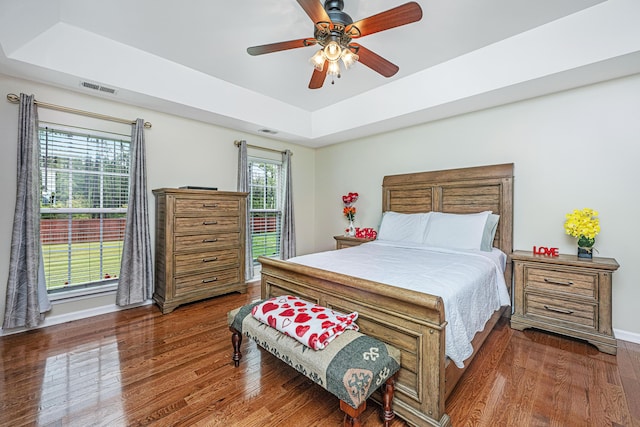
top-left (241, 340), bottom-right (264, 398)
top-left (37, 338), bottom-right (125, 426)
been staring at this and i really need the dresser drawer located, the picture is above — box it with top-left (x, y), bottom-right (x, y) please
top-left (174, 232), bottom-right (239, 252)
top-left (175, 197), bottom-right (240, 215)
top-left (174, 216), bottom-right (239, 234)
top-left (174, 248), bottom-right (240, 273)
top-left (525, 293), bottom-right (596, 329)
top-left (524, 266), bottom-right (596, 299)
top-left (174, 268), bottom-right (240, 297)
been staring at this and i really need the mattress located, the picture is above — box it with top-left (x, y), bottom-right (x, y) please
top-left (287, 240), bottom-right (511, 368)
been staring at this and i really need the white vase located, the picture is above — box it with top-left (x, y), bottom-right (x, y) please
top-left (347, 220), bottom-right (355, 237)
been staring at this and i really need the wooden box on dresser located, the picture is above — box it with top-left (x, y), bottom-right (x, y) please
top-left (153, 188), bottom-right (248, 314)
top-left (510, 250), bottom-right (619, 354)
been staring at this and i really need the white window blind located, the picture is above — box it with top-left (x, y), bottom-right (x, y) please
top-left (39, 126), bottom-right (130, 292)
top-left (248, 158), bottom-right (282, 264)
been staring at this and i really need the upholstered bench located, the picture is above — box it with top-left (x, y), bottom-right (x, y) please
top-left (228, 301), bottom-right (401, 427)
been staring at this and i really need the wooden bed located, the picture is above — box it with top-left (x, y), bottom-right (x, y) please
top-left (258, 163), bottom-right (514, 427)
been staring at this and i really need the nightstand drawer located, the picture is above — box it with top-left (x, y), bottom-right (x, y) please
top-left (525, 266), bottom-right (596, 299)
top-left (525, 293), bottom-right (596, 329)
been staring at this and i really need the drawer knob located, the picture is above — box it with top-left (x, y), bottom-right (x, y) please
top-left (544, 278), bottom-right (573, 286)
top-left (203, 203), bottom-right (219, 208)
top-left (202, 238), bottom-right (218, 243)
top-left (544, 305), bottom-right (574, 315)
top-left (203, 221), bottom-right (218, 225)
top-left (202, 277), bottom-right (218, 283)
top-left (202, 257), bottom-right (218, 263)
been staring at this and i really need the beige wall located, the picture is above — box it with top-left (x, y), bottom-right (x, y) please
top-left (315, 73), bottom-right (640, 336)
top-left (2, 71), bottom-right (639, 338)
top-left (0, 74), bottom-right (316, 325)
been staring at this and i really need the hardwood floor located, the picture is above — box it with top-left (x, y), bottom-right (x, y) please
top-left (1, 282), bottom-right (638, 427)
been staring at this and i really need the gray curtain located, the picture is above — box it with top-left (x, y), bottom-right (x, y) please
top-left (116, 119), bottom-right (153, 306)
top-left (237, 140), bottom-right (254, 281)
top-left (281, 149), bottom-right (296, 260)
top-left (3, 93), bottom-right (51, 329)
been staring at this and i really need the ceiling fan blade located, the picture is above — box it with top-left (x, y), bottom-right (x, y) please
top-left (347, 2), bottom-right (422, 38)
top-left (309, 62), bottom-right (328, 89)
top-left (247, 38), bottom-right (316, 56)
top-left (297, 0), bottom-right (331, 24)
top-left (352, 43), bottom-right (399, 77)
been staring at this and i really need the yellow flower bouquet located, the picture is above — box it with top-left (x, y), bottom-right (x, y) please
top-left (564, 208), bottom-right (600, 253)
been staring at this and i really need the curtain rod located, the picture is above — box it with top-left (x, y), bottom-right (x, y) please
top-left (234, 140), bottom-right (292, 156)
top-left (6, 93), bottom-right (152, 129)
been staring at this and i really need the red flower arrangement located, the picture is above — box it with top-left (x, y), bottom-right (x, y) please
top-left (342, 192), bottom-right (358, 221)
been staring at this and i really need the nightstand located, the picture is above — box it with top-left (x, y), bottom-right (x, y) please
top-left (510, 250), bottom-right (619, 354)
top-left (333, 235), bottom-right (374, 250)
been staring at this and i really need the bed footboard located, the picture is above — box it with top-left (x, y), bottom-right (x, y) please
top-left (259, 256), bottom-right (452, 427)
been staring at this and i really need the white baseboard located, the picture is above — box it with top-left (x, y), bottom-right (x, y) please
top-left (614, 328), bottom-right (640, 345)
top-left (1, 300), bottom-right (151, 336)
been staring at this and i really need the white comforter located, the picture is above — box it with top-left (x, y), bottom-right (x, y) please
top-left (287, 240), bottom-right (511, 368)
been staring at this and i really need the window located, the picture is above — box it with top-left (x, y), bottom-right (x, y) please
top-left (248, 158), bottom-right (283, 265)
top-left (39, 125), bottom-right (130, 293)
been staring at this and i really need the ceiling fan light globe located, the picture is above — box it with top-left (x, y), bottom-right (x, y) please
top-left (309, 49), bottom-right (326, 71)
top-left (327, 60), bottom-right (341, 77)
top-left (341, 49), bottom-right (358, 69)
top-left (324, 41), bottom-right (342, 61)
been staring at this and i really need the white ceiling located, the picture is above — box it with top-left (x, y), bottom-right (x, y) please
top-left (1, 0), bottom-right (639, 147)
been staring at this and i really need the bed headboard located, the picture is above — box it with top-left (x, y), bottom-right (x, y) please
top-left (382, 163), bottom-right (514, 285)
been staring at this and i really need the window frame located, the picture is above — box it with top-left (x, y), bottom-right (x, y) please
top-left (248, 156), bottom-right (284, 265)
top-left (39, 124), bottom-right (130, 295)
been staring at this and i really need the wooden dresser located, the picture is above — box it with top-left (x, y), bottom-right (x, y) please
top-left (510, 250), bottom-right (619, 354)
top-left (153, 188), bottom-right (248, 314)
top-left (333, 235), bottom-right (375, 249)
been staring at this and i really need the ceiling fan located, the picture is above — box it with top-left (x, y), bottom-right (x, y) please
top-left (247, 0), bottom-right (423, 89)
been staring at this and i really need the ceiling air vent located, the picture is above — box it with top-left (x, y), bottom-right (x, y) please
top-left (80, 81), bottom-right (118, 95)
top-left (258, 129), bottom-right (278, 135)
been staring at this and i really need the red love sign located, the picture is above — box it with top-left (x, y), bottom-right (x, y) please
top-left (533, 246), bottom-right (559, 257)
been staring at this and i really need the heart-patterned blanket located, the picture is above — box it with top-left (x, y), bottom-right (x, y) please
top-left (251, 295), bottom-right (359, 350)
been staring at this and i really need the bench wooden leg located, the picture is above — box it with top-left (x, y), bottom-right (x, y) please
top-left (380, 374), bottom-right (397, 427)
top-left (340, 373), bottom-right (397, 427)
top-left (340, 400), bottom-right (366, 427)
top-left (229, 326), bottom-right (242, 367)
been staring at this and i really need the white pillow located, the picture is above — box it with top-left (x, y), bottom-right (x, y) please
top-left (377, 211), bottom-right (431, 244)
top-left (480, 214), bottom-right (500, 252)
top-left (423, 211), bottom-right (491, 250)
